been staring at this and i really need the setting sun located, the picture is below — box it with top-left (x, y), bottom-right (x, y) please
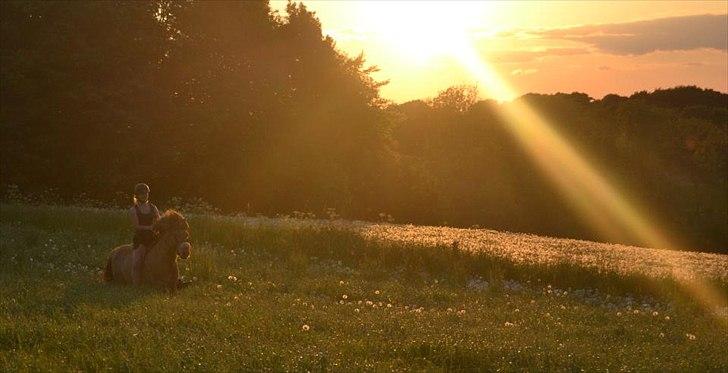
top-left (272, 0), bottom-right (727, 103)
top-left (351, 2), bottom-right (488, 64)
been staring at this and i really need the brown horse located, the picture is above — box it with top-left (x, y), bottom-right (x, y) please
top-left (103, 210), bottom-right (192, 290)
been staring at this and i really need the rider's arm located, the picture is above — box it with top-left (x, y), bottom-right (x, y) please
top-left (152, 205), bottom-right (161, 223)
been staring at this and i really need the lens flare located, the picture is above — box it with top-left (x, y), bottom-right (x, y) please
top-left (447, 39), bottom-right (726, 324)
top-left (451, 41), bottom-right (675, 249)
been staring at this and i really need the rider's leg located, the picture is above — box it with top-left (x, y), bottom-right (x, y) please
top-left (131, 245), bottom-right (147, 285)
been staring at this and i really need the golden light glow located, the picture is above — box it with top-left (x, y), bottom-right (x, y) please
top-left (270, 1), bottom-right (728, 103)
top-left (351, 2), bottom-right (487, 65)
top-left (448, 39), bottom-right (726, 323)
top-left (271, 0), bottom-right (728, 321)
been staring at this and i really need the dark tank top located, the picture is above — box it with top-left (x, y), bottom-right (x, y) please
top-left (134, 203), bottom-right (157, 229)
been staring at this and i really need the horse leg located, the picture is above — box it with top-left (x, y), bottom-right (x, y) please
top-left (166, 272), bottom-right (179, 293)
top-left (152, 276), bottom-right (177, 293)
top-left (131, 245), bottom-right (147, 286)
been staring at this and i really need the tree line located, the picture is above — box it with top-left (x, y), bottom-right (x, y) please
top-left (1, 1), bottom-right (726, 252)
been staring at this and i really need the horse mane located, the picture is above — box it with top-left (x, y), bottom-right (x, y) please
top-left (153, 209), bottom-right (188, 235)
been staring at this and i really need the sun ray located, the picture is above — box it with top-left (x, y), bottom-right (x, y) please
top-left (448, 39), bottom-right (726, 324)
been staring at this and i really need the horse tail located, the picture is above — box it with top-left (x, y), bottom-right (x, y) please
top-left (103, 254), bottom-right (113, 282)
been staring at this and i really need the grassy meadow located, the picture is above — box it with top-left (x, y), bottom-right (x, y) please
top-left (1, 203), bottom-right (727, 371)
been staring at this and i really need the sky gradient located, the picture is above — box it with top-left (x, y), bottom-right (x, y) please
top-left (271, 1), bottom-right (728, 102)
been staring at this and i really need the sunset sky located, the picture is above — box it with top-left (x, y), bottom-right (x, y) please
top-left (271, 1), bottom-right (728, 102)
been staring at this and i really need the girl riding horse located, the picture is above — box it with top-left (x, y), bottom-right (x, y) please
top-left (129, 183), bottom-right (160, 285)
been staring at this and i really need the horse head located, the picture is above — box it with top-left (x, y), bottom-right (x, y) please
top-left (153, 210), bottom-right (192, 259)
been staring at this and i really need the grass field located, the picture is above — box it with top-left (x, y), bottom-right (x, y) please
top-left (1, 203), bottom-right (727, 371)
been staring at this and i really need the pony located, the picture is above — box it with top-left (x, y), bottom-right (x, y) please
top-left (103, 209), bottom-right (192, 290)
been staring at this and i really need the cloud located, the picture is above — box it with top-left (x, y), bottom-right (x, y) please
top-left (489, 48), bottom-right (589, 63)
top-left (536, 14), bottom-right (728, 55)
top-left (511, 68), bottom-right (539, 76)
